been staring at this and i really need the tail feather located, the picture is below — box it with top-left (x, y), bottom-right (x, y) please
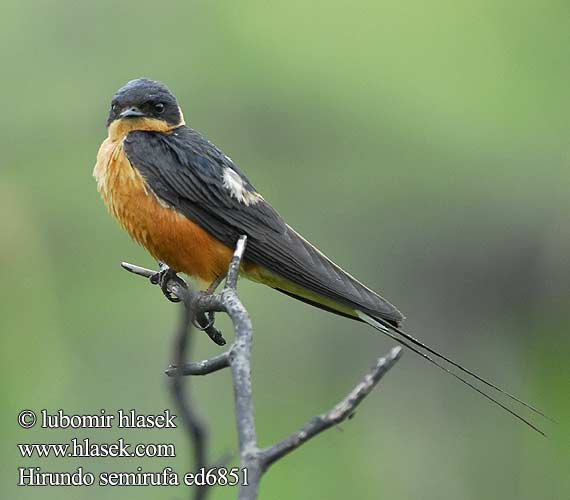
top-left (357, 311), bottom-right (548, 436)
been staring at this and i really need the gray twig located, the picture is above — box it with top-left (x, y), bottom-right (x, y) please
top-left (166, 351), bottom-right (231, 376)
top-left (259, 346), bottom-right (402, 467)
top-left (167, 280), bottom-right (210, 500)
top-left (122, 234), bottom-right (402, 500)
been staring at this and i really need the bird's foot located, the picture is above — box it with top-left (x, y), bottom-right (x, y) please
top-left (191, 277), bottom-right (226, 344)
top-left (149, 263), bottom-right (183, 303)
top-left (194, 310), bottom-right (226, 345)
top-left (194, 310), bottom-right (216, 330)
top-left (191, 276), bottom-right (224, 329)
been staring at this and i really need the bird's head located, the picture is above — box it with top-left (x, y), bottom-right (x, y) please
top-left (106, 78), bottom-right (184, 139)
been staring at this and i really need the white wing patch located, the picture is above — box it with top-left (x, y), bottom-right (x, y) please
top-left (222, 167), bottom-right (260, 206)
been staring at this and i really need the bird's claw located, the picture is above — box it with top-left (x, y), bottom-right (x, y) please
top-left (197, 314), bottom-right (226, 346)
top-left (193, 311), bottom-right (216, 331)
top-left (149, 264), bottom-right (182, 303)
top-left (149, 267), bottom-right (226, 345)
top-left (194, 294), bottom-right (226, 345)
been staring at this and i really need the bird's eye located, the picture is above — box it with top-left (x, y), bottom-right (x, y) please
top-left (154, 103), bottom-right (165, 114)
top-left (111, 103), bottom-right (118, 113)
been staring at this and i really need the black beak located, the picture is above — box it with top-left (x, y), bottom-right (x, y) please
top-left (119, 107), bottom-right (145, 119)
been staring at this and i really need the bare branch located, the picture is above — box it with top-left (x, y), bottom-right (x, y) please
top-left (121, 262), bottom-right (214, 500)
top-left (122, 234), bottom-right (402, 500)
top-left (217, 237), bottom-right (263, 499)
top-left (259, 346), bottom-right (403, 467)
top-left (224, 235), bottom-right (247, 289)
top-left (121, 261), bottom-right (155, 278)
top-left (167, 283), bottom-right (210, 500)
top-left (166, 351), bottom-right (231, 376)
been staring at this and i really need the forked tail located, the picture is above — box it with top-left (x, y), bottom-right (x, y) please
top-left (357, 311), bottom-right (550, 437)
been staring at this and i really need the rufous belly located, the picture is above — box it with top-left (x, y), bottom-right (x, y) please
top-left (93, 138), bottom-right (234, 283)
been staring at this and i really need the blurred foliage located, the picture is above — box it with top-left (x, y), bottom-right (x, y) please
top-left (1, 1), bottom-right (569, 499)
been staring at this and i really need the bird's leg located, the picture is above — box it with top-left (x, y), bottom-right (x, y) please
top-left (149, 262), bottom-right (182, 303)
top-left (205, 274), bottom-right (225, 295)
top-left (193, 275), bottom-right (225, 332)
top-left (149, 264), bottom-right (226, 345)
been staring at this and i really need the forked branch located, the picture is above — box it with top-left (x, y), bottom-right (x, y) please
top-left (122, 235), bottom-right (402, 500)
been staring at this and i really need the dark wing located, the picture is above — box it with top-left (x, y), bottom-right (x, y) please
top-left (123, 126), bottom-right (403, 325)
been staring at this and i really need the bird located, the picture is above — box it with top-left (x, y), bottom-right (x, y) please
top-left (94, 78), bottom-right (547, 435)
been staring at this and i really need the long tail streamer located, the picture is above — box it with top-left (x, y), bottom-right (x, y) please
top-left (357, 311), bottom-right (548, 436)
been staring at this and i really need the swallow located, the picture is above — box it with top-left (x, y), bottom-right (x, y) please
top-left (94, 78), bottom-right (548, 435)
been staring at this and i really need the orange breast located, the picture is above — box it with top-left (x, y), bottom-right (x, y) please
top-left (93, 138), bottom-right (234, 284)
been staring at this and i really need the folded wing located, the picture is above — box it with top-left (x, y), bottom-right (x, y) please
top-left (123, 126), bottom-right (404, 325)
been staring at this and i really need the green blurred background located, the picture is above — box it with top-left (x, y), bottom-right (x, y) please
top-left (1, 1), bottom-right (568, 498)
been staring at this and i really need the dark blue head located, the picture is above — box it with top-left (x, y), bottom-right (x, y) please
top-left (107, 78), bottom-right (182, 127)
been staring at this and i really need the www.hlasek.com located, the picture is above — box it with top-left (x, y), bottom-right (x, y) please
top-left (17, 409), bottom-right (248, 487)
